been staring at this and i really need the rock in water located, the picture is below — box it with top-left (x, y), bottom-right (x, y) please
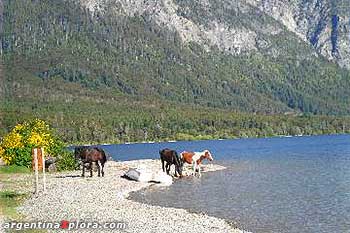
top-left (124, 168), bottom-right (172, 185)
top-left (124, 168), bottom-right (153, 182)
top-left (124, 168), bottom-right (140, 181)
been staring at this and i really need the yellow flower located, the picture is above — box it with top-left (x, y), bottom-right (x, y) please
top-left (0, 147), bottom-right (5, 159)
top-left (14, 123), bottom-right (25, 132)
top-left (28, 132), bottom-right (44, 147)
top-left (0, 119), bottom-right (61, 166)
top-left (0, 146), bottom-right (13, 165)
top-left (2, 131), bottom-right (24, 149)
top-left (31, 119), bottom-right (49, 133)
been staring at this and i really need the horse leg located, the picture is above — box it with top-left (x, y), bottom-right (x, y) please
top-left (192, 162), bottom-right (196, 176)
top-left (90, 162), bottom-right (93, 177)
top-left (175, 163), bottom-right (182, 177)
top-left (96, 161), bottom-right (100, 177)
top-left (82, 163), bottom-right (85, 177)
top-left (198, 165), bottom-right (201, 177)
top-left (174, 165), bottom-right (178, 177)
top-left (101, 162), bottom-right (105, 177)
top-left (161, 159), bottom-right (165, 173)
top-left (171, 164), bottom-right (178, 177)
top-left (166, 163), bottom-right (171, 175)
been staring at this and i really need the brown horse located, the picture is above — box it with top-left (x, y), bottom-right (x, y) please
top-left (159, 148), bottom-right (183, 177)
top-left (74, 146), bottom-right (107, 177)
top-left (180, 150), bottom-right (213, 177)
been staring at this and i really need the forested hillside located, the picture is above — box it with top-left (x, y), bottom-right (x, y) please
top-left (1, 0), bottom-right (350, 143)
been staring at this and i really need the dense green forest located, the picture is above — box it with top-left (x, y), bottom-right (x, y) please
top-left (1, 0), bottom-right (350, 144)
top-left (2, 79), bottom-right (350, 144)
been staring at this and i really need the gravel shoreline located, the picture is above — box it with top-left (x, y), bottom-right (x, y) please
top-left (17, 159), bottom-right (244, 233)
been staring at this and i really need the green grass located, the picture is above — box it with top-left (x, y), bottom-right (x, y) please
top-left (0, 190), bottom-right (27, 219)
top-left (0, 165), bottom-right (31, 174)
top-left (0, 190), bottom-right (47, 232)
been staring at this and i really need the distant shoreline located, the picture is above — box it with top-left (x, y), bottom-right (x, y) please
top-left (67, 133), bottom-right (350, 147)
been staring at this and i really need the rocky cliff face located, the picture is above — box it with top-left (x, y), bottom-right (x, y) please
top-left (78, 0), bottom-right (289, 56)
top-left (245, 0), bottom-right (350, 68)
top-left (79, 0), bottom-right (350, 68)
top-left (250, 0), bottom-right (350, 68)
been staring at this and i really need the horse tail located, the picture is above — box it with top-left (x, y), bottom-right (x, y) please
top-left (174, 151), bottom-right (179, 163)
top-left (101, 149), bottom-right (107, 165)
top-left (175, 151), bottom-right (183, 167)
top-left (95, 147), bottom-right (107, 177)
top-left (174, 151), bottom-right (183, 176)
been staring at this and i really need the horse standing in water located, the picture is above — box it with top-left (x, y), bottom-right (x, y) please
top-left (180, 150), bottom-right (213, 177)
top-left (159, 148), bottom-right (183, 177)
top-left (74, 146), bottom-right (107, 177)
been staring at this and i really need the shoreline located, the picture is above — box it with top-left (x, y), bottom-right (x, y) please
top-left (15, 159), bottom-right (244, 233)
top-left (67, 133), bottom-right (350, 147)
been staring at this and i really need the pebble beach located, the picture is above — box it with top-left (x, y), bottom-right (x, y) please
top-left (15, 159), bottom-right (244, 233)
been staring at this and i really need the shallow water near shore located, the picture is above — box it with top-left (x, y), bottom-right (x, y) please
top-left (101, 135), bottom-right (350, 233)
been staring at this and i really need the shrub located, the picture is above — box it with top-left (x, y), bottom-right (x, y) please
top-left (56, 150), bottom-right (78, 171)
top-left (0, 119), bottom-right (66, 167)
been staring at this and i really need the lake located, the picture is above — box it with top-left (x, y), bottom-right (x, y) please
top-left (100, 134), bottom-right (350, 233)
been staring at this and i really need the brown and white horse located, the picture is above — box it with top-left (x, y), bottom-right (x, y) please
top-left (180, 150), bottom-right (213, 177)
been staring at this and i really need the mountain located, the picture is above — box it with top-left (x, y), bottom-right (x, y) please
top-left (250, 0), bottom-right (350, 69)
top-left (79, 0), bottom-right (350, 68)
top-left (1, 0), bottom-right (350, 142)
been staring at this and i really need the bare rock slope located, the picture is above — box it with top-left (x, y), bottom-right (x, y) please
top-left (79, 0), bottom-right (350, 68)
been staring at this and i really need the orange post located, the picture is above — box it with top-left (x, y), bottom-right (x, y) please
top-left (32, 148), bottom-right (43, 171)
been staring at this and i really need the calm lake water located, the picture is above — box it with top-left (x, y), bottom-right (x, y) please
top-left (100, 135), bottom-right (350, 233)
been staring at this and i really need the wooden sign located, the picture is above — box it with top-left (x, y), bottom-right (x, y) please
top-left (32, 148), bottom-right (43, 171)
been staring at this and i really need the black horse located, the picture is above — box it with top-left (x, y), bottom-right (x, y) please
top-left (159, 148), bottom-right (183, 177)
top-left (74, 146), bottom-right (107, 177)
